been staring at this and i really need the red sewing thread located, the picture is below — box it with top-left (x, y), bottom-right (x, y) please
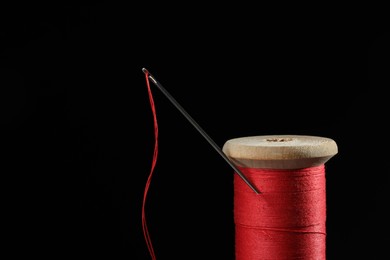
top-left (234, 165), bottom-right (327, 259)
top-left (142, 70), bottom-right (158, 260)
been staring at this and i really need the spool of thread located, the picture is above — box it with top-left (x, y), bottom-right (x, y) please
top-left (222, 135), bottom-right (338, 260)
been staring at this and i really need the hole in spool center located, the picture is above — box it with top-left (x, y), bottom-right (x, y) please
top-left (266, 138), bottom-right (293, 142)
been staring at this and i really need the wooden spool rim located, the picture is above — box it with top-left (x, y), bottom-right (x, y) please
top-left (222, 135), bottom-right (338, 169)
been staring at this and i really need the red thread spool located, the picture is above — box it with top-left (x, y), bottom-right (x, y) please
top-left (222, 135), bottom-right (338, 259)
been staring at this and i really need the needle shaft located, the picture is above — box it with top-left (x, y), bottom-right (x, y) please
top-left (142, 68), bottom-right (260, 194)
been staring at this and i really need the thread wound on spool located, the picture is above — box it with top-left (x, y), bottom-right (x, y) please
top-left (235, 165), bottom-right (326, 259)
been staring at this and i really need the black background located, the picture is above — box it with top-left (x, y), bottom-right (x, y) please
top-left (1, 4), bottom-right (388, 259)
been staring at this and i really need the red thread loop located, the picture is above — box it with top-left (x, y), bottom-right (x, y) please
top-left (234, 165), bottom-right (327, 259)
top-left (142, 71), bottom-right (158, 260)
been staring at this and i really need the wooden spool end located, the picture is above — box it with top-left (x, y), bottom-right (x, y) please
top-left (222, 135), bottom-right (338, 169)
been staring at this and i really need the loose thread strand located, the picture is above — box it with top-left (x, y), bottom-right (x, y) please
top-left (142, 71), bottom-right (158, 260)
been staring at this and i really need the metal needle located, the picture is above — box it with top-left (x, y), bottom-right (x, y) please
top-left (142, 68), bottom-right (260, 194)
